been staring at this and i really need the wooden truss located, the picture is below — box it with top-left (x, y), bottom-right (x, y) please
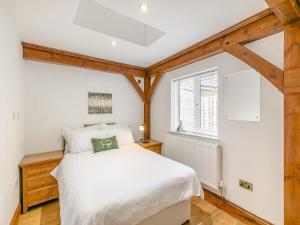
top-left (22, 1), bottom-right (300, 223)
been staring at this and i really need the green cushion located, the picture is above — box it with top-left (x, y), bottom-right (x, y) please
top-left (91, 136), bottom-right (119, 153)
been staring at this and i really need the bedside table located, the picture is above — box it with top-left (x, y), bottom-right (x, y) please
top-left (136, 139), bottom-right (162, 154)
top-left (19, 150), bottom-right (63, 213)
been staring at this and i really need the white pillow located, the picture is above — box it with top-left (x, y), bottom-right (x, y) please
top-left (106, 126), bottom-right (134, 146)
top-left (62, 125), bottom-right (101, 152)
top-left (62, 125), bottom-right (100, 141)
top-left (68, 129), bottom-right (107, 153)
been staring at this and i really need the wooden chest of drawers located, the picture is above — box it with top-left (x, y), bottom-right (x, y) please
top-left (19, 150), bottom-right (63, 213)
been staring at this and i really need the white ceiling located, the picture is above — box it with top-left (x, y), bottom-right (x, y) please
top-left (6, 0), bottom-right (268, 67)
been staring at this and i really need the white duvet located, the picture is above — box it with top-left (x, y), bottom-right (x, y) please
top-left (52, 143), bottom-right (203, 225)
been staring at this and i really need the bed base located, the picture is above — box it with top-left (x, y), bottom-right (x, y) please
top-left (137, 200), bottom-right (190, 225)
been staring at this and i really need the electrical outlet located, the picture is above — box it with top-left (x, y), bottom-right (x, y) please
top-left (239, 179), bottom-right (253, 191)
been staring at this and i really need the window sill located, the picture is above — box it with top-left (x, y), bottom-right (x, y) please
top-left (169, 131), bottom-right (220, 142)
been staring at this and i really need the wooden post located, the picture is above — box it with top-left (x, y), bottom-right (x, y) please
top-left (284, 19), bottom-right (300, 225)
top-left (144, 75), bottom-right (151, 139)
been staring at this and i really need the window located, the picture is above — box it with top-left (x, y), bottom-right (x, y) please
top-left (172, 68), bottom-right (218, 137)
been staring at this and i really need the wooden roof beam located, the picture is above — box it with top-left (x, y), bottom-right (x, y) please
top-left (125, 75), bottom-right (146, 103)
top-left (223, 43), bottom-right (284, 92)
top-left (147, 9), bottom-right (283, 76)
top-left (22, 42), bottom-right (146, 77)
top-left (265, 0), bottom-right (300, 24)
top-left (147, 73), bottom-right (163, 100)
top-left (148, 39), bottom-right (223, 76)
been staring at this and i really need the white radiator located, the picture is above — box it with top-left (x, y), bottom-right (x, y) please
top-left (164, 133), bottom-right (222, 193)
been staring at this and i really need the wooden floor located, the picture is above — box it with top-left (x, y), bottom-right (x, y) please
top-left (18, 197), bottom-right (246, 225)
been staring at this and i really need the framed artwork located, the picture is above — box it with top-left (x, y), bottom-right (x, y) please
top-left (88, 92), bottom-right (112, 114)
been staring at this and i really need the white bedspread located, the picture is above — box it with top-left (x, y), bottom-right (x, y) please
top-left (52, 143), bottom-right (203, 225)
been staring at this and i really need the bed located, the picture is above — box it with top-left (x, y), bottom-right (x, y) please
top-left (52, 125), bottom-right (203, 225)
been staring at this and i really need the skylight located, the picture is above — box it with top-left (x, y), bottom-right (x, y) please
top-left (74, 0), bottom-right (165, 47)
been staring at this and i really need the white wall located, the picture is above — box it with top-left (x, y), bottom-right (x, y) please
top-left (24, 61), bottom-right (144, 154)
top-left (151, 33), bottom-right (284, 225)
top-left (0, 1), bottom-right (284, 224)
top-left (0, 1), bottom-right (25, 224)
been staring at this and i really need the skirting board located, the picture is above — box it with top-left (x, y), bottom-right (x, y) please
top-left (10, 203), bottom-right (21, 225)
top-left (203, 188), bottom-right (273, 225)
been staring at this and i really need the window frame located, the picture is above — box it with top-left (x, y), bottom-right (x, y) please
top-left (171, 67), bottom-right (219, 139)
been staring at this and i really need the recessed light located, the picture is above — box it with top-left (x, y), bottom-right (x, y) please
top-left (112, 40), bottom-right (117, 46)
top-left (139, 3), bottom-right (149, 12)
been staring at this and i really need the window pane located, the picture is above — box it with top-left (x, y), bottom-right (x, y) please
top-left (179, 77), bottom-right (195, 132)
top-left (199, 74), bottom-right (218, 136)
top-left (174, 69), bottom-right (218, 137)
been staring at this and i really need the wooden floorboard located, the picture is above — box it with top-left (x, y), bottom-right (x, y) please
top-left (18, 197), bottom-right (246, 225)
